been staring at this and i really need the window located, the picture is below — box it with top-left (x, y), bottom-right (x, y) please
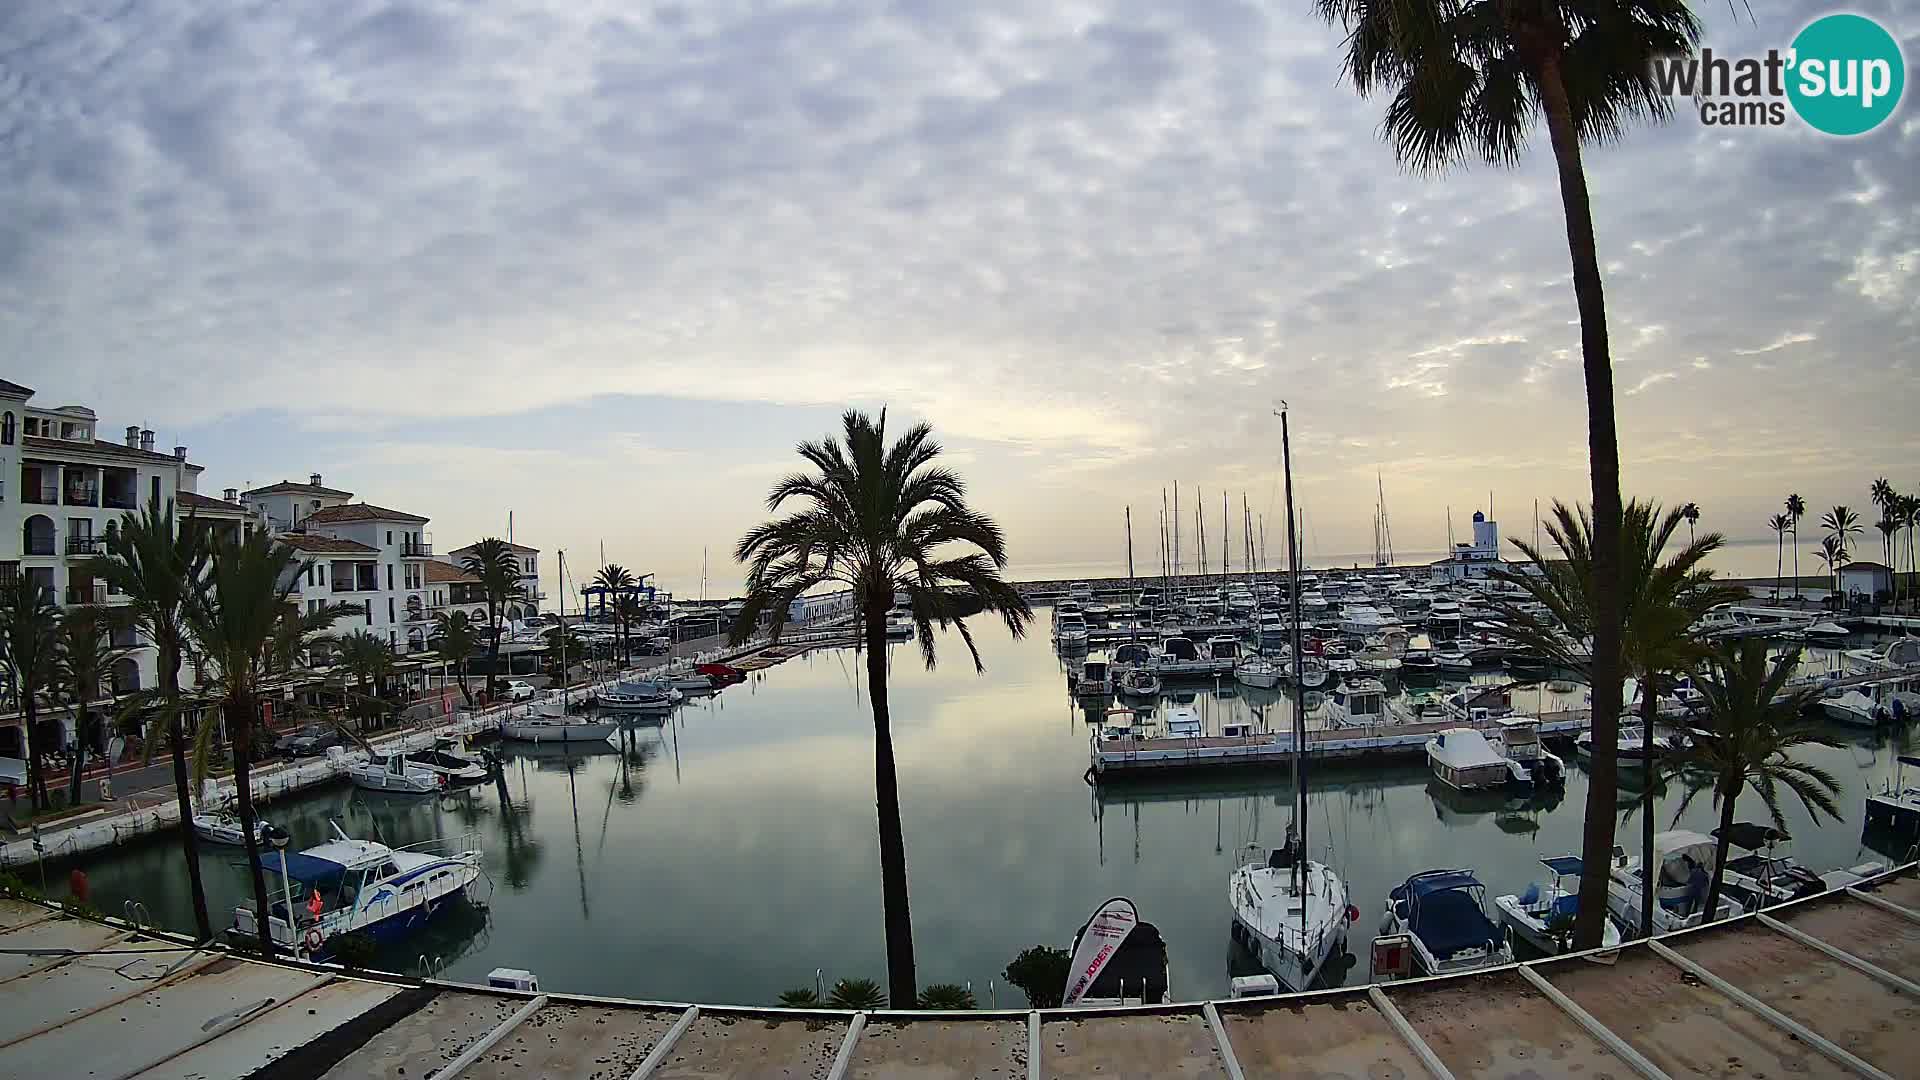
top-left (364, 600), bottom-right (372, 623)
top-left (387, 597), bottom-right (395, 624)
top-left (389, 630), bottom-right (396, 646)
top-left (151, 476), bottom-right (160, 506)
top-left (386, 564), bottom-right (393, 590)
top-left (1, 412), bottom-right (12, 445)
top-left (386, 530), bottom-right (393, 545)
top-left (306, 566), bottom-right (314, 586)
top-left (320, 563), bottom-right (328, 585)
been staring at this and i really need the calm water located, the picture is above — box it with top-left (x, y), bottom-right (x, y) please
top-left (65, 618), bottom-right (1913, 1006)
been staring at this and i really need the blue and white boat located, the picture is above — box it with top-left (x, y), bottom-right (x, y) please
top-left (228, 823), bottom-right (484, 957)
top-left (1379, 869), bottom-right (1513, 977)
top-left (1493, 856), bottom-right (1622, 954)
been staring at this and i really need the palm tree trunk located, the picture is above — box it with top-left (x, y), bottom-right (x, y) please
top-left (162, 641), bottom-right (214, 941)
top-left (228, 692), bottom-right (276, 956)
top-left (67, 709), bottom-right (87, 807)
top-left (1705, 774), bottom-right (1740, 924)
top-left (1774, 534), bottom-right (1783, 601)
top-left (1638, 677), bottom-right (1659, 939)
top-left (25, 699), bottom-right (47, 811)
top-left (1791, 525), bottom-right (1800, 598)
top-left (1538, 55), bottom-right (1624, 952)
top-left (864, 594), bottom-right (916, 1006)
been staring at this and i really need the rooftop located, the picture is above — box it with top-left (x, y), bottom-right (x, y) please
top-left (243, 479), bottom-right (355, 498)
top-left (300, 502), bottom-right (430, 525)
top-left (280, 535), bottom-right (380, 554)
top-left (0, 379), bottom-right (32, 397)
top-left (449, 540), bottom-right (539, 554)
top-left (20, 435), bottom-right (204, 470)
top-left (0, 862), bottom-right (1911, 1078)
top-left (425, 560), bottom-right (479, 584)
top-left (175, 489), bottom-right (251, 516)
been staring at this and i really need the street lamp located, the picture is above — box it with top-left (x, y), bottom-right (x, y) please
top-left (264, 824), bottom-right (300, 960)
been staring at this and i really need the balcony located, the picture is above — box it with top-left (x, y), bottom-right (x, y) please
top-left (66, 583), bottom-right (107, 605)
top-left (103, 491), bottom-right (138, 510)
top-left (22, 488), bottom-right (58, 506)
top-left (65, 535), bottom-right (105, 556)
top-left (402, 540), bottom-right (433, 557)
top-left (64, 485), bottom-right (99, 507)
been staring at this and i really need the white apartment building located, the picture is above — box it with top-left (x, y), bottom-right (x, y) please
top-left (442, 540), bottom-right (543, 618)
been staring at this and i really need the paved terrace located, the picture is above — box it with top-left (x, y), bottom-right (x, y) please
top-left (1, 863), bottom-right (1916, 1079)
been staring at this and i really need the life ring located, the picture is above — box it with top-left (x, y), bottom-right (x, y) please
top-left (303, 928), bottom-right (325, 952)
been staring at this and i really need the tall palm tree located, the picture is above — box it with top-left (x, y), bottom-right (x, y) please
top-left (1660, 640), bottom-right (1841, 922)
top-left (1869, 477), bottom-right (1895, 566)
top-left (53, 607), bottom-right (129, 806)
top-left (591, 564), bottom-right (636, 663)
top-left (433, 610), bottom-right (479, 706)
top-left (332, 630), bottom-right (396, 731)
top-left (1679, 503), bottom-right (1700, 546)
top-left (729, 409), bottom-right (1032, 1003)
top-left (1490, 500), bottom-right (1739, 941)
top-left (1785, 494), bottom-right (1806, 598)
top-left (609, 594), bottom-right (645, 667)
top-left (1814, 535), bottom-right (1845, 600)
top-left (1875, 517), bottom-right (1899, 594)
top-left (460, 539), bottom-right (525, 695)
top-left (0, 576), bottom-right (62, 812)
top-left (1822, 506), bottom-right (1861, 601)
top-left (1311, 0), bottom-right (1699, 947)
top-left (185, 531), bottom-right (349, 955)
top-left (1766, 513), bottom-right (1791, 602)
top-left (87, 497), bottom-right (214, 939)
top-left (1901, 493), bottom-right (1920, 607)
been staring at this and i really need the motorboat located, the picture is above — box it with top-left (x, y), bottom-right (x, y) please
top-left (1844, 636), bottom-right (1920, 676)
top-left (1802, 621), bottom-right (1851, 644)
top-left (1494, 856), bottom-right (1622, 955)
top-left (1606, 831), bottom-right (1742, 935)
top-left (1431, 639), bottom-right (1473, 672)
top-left (1207, 636), bottom-right (1244, 665)
top-left (1152, 636), bottom-right (1213, 677)
top-left (1324, 678), bottom-right (1407, 728)
top-left (404, 736), bottom-right (490, 786)
top-left (886, 614), bottom-right (917, 641)
top-left (1864, 753), bottom-right (1920, 840)
top-left (1491, 717), bottom-right (1564, 786)
top-left (696, 662), bottom-right (747, 684)
top-left (1162, 699), bottom-right (1203, 738)
top-left (1426, 728), bottom-right (1536, 791)
top-left (347, 753), bottom-right (444, 795)
top-left (1053, 612), bottom-right (1089, 649)
top-left (229, 822), bottom-right (483, 958)
top-left (192, 796), bottom-right (273, 846)
top-left (1075, 658), bottom-right (1114, 697)
top-left (1399, 647), bottom-right (1436, 673)
top-left (1822, 681), bottom-right (1919, 726)
top-left (1377, 870), bottom-right (1513, 977)
top-left (1230, 839), bottom-right (1356, 991)
top-left (1711, 822), bottom-right (1884, 911)
top-left (1288, 656), bottom-right (1331, 690)
top-left (1575, 727), bottom-right (1682, 767)
top-left (1235, 656), bottom-right (1284, 689)
top-left (1062, 898), bottom-right (1169, 1007)
top-left (657, 661), bottom-right (716, 692)
top-left (597, 679), bottom-right (683, 711)
top-left (1116, 666), bottom-right (1161, 700)
top-left (499, 716), bottom-right (620, 743)
top-left (1441, 684), bottom-right (1516, 724)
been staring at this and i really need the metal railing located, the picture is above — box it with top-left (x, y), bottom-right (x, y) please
top-left (63, 485), bottom-right (99, 506)
top-left (402, 540), bottom-right (433, 557)
top-left (21, 488), bottom-right (59, 505)
top-left (65, 535), bottom-right (104, 555)
top-left (65, 583), bottom-right (107, 605)
top-left (102, 492), bottom-right (138, 510)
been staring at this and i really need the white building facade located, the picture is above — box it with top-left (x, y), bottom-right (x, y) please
top-left (442, 540), bottom-right (543, 618)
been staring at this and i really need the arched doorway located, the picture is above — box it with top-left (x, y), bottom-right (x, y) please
top-left (112, 656), bottom-right (141, 693)
top-left (22, 514), bottom-right (54, 556)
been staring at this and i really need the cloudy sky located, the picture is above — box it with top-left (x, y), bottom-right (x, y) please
top-left (4, 0), bottom-right (1915, 596)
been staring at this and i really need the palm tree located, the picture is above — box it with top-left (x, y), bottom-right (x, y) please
top-left (609, 594), bottom-right (645, 667)
top-left (1660, 640), bottom-right (1841, 922)
top-left (186, 531), bottom-right (349, 955)
top-left (1766, 513), bottom-right (1791, 601)
top-left (730, 409), bottom-right (1032, 1004)
top-left (1814, 535), bottom-right (1845, 599)
top-left (1822, 506), bottom-right (1862, 602)
top-left (460, 539), bottom-right (525, 695)
top-left (87, 497), bottom-right (215, 939)
top-left (1876, 517), bottom-right (1899, 594)
top-left (1490, 500), bottom-right (1739, 941)
top-left (1869, 477), bottom-right (1895, 564)
top-left (433, 610), bottom-right (479, 706)
top-left (53, 607), bottom-right (129, 806)
top-left (591, 564), bottom-right (636, 663)
top-left (1785, 494), bottom-right (1806, 598)
top-left (1901, 493), bottom-right (1920, 607)
top-left (332, 630), bottom-right (396, 731)
top-left (1679, 503), bottom-right (1700, 546)
top-left (0, 576), bottom-right (62, 811)
top-left (1311, 0), bottom-right (1699, 952)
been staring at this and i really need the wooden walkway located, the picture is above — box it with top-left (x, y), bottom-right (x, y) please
top-left (2, 863), bottom-right (1917, 1078)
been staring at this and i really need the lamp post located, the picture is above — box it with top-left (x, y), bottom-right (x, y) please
top-left (265, 824), bottom-right (299, 960)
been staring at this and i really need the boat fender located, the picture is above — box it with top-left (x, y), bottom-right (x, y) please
top-left (1344, 904), bottom-right (1360, 925)
top-left (1378, 912), bottom-right (1395, 937)
top-left (304, 928), bottom-right (325, 952)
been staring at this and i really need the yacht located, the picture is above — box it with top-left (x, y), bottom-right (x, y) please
top-left (597, 679), bottom-right (682, 712)
top-left (1426, 728), bottom-right (1536, 791)
top-left (1225, 590), bottom-right (1258, 616)
top-left (1324, 678), bottom-right (1406, 728)
top-left (1399, 646), bottom-right (1436, 673)
top-left (1230, 839), bottom-right (1355, 992)
top-left (1235, 655), bottom-right (1284, 690)
top-left (1116, 666), bottom-right (1162, 700)
top-left (1162, 699), bottom-right (1203, 738)
top-left (1844, 636), bottom-right (1920, 676)
top-left (1606, 831), bottom-right (1742, 935)
top-left (1378, 870), bottom-right (1513, 977)
top-left (347, 753), bottom-right (444, 795)
top-left (404, 736), bottom-right (490, 786)
top-left (1494, 857), bottom-right (1622, 955)
top-left (499, 715), bottom-right (620, 743)
top-left (1712, 823), bottom-right (1884, 911)
top-left (230, 822), bottom-right (483, 958)
top-left (1152, 636), bottom-right (1211, 677)
top-left (1431, 639), bottom-right (1473, 672)
top-left (1339, 605), bottom-right (1399, 637)
top-left (1054, 612), bottom-right (1090, 649)
top-left (1075, 658), bottom-right (1114, 697)
top-left (192, 796), bottom-right (274, 846)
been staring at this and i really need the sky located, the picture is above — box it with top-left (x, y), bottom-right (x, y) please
top-left (3, 0), bottom-right (1916, 599)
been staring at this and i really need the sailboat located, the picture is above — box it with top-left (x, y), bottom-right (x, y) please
top-left (1229, 404), bottom-right (1356, 991)
top-left (501, 550), bottom-right (618, 744)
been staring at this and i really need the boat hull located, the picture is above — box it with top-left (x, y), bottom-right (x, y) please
top-left (500, 720), bottom-right (619, 743)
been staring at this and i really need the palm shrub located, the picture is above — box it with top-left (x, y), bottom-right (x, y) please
top-left (826, 977), bottom-right (887, 1010)
top-left (460, 539), bottom-right (525, 693)
top-left (730, 409), bottom-right (1032, 1004)
top-left (917, 983), bottom-right (977, 1010)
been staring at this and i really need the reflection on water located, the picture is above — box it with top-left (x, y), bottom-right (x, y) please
top-left (62, 621), bottom-right (1917, 1005)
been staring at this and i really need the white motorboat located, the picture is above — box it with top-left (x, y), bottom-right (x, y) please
top-left (1162, 699), bottom-right (1203, 738)
top-left (1431, 639), bottom-right (1473, 671)
top-left (1442, 684), bottom-right (1516, 724)
top-left (1231, 840), bottom-right (1355, 992)
top-left (1575, 727), bottom-right (1682, 767)
top-left (1711, 822), bottom-right (1884, 911)
top-left (1426, 728), bottom-right (1535, 791)
top-left (1822, 681), bottom-right (1920, 726)
top-left (1844, 636), bottom-right (1920, 676)
top-left (1053, 612), bottom-right (1089, 649)
top-left (1206, 636), bottom-right (1244, 665)
top-left (1235, 656), bottom-right (1284, 689)
top-left (1377, 869), bottom-right (1513, 977)
top-left (230, 822), bottom-right (483, 958)
top-left (1324, 678), bottom-right (1408, 728)
top-left (1152, 636), bottom-right (1215, 677)
top-left (597, 679), bottom-right (682, 712)
top-left (1492, 717), bottom-right (1565, 786)
top-left (1802, 620), bottom-right (1851, 643)
top-left (1075, 658), bottom-right (1114, 697)
top-left (499, 716), bottom-right (620, 743)
top-left (1494, 856), bottom-right (1622, 955)
top-left (1116, 666), bottom-right (1161, 699)
top-left (885, 614), bottom-right (916, 641)
top-left (405, 736), bottom-right (490, 786)
top-left (1607, 831), bottom-right (1742, 935)
top-left (348, 753), bottom-right (444, 795)
top-left (192, 797), bottom-right (273, 846)
top-left (1865, 752), bottom-right (1920, 839)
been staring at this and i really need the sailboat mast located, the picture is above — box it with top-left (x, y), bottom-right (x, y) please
top-left (1126, 507), bottom-right (1136, 645)
top-left (557, 550), bottom-right (568, 709)
top-left (1174, 482), bottom-right (1181, 580)
top-left (1279, 406), bottom-right (1307, 900)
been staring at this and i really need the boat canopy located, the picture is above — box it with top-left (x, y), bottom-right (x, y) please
top-left (1713, 822), bottom-right (1788, 850)
top-left (1899, 755), bottom-right (1920, 769)
top-left (1428, 729), bottom-right (1507, 770)
top-left (259, 851), bottom-right (350, 890)
top-left (1391, 871), bottom-right (1502, 961)
top-left (1540, 855), bottom-right (1585, 877)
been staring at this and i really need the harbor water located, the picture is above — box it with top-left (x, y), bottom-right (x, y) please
top-left (60, 617), bottom-right (1914, 1005)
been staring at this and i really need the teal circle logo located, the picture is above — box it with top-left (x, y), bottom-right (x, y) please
top-left (1787, 14), bottom-right (1904, 135)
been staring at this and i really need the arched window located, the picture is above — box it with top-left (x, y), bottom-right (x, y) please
top-left (1, 411), bottom-right (13, 445)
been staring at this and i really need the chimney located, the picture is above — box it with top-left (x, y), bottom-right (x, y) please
top-left (139, 429), bottom-right (155, 452)
top-left (173, 445), bottom-right (187, 461)
top-left (309, 472), bottom-right (322, 487)
top-left (223, 487), bottom-right (238, 502)
top-left (125, 425), bottom-right (139, 447)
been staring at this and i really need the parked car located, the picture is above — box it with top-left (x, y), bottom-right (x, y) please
top-left (502, 680), bottom-right (536, 702)
top-left (276, 724), bottom-right (344, 757)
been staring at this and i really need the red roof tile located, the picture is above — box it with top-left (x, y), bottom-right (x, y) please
top-left (300, 502), bottom-right (429, 525)
top-left (280, 535), bottom-right (379, 554)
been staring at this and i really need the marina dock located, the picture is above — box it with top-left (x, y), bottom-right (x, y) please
top-left (2, 861), bottom-right (1915, 1078)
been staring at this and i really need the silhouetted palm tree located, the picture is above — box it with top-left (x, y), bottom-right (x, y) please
top-left (592, 564), bottom-right (636, 662)
top-left (1310, 0), bottom-right (1699, 946)
top-left (53, 607), bottom-right (129, 806)
top-left (87, 497), bottom-right (215, 939)
top-left (460, 539), bottom-right (525, 694)
top-left (1785, 494), bottom-right (1806, 598)
top-left (610, 594), bottom-right (645, 667)
top-left (1766, 513), bottom-right (1790, 601)
top-left (1660, 641), bottom-right (1841, 922)
top-left (0, 576), bottom-right (61, 811)
top-left (333, 630), bottom-right (397, 731)
top-left (433, 610), bottom-right (479, 706)
top-left (730, 409), bottom-right (1032, 1003)
top-left (1679, 502), bottom-right (1700, 546)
